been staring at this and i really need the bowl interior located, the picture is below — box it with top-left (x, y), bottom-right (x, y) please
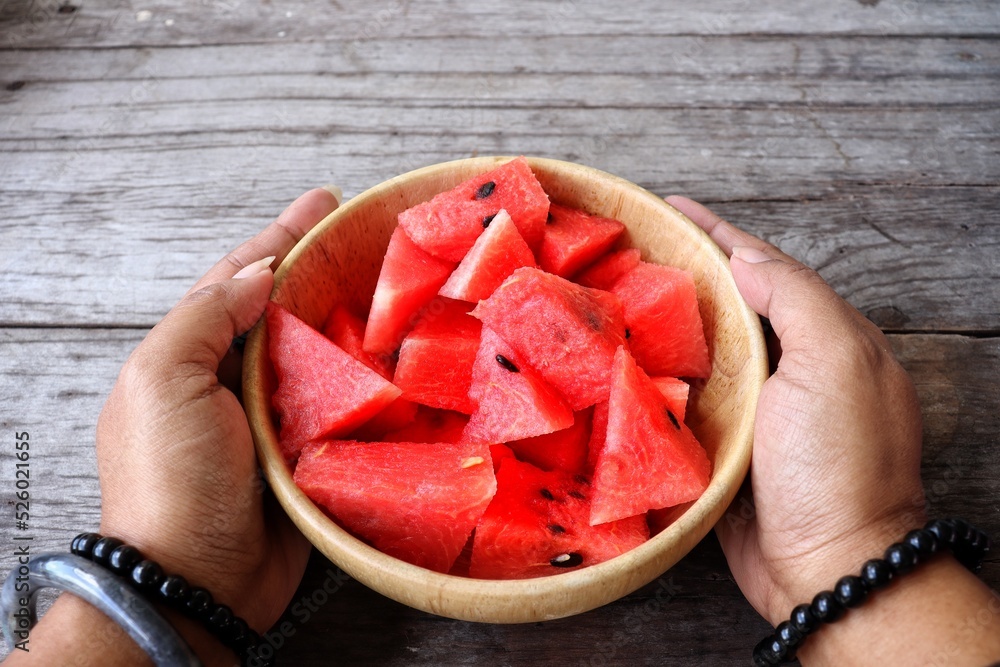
top-left (243, 156), bottom-right (767, 623)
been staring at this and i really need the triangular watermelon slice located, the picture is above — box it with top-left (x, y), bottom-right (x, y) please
top-left (590, 347), bottom-right (711, 526)
top-left (574, 248), bottom-right (642, 290)
top-left (469, 458), bottom-right (648, 579)
top-left (537, 203), bottom-right (625, 278)
top-left (611, 261), bottom-right (711, 378)
top-left (471, 267), bottom-right (628, 410)
top-left (508, 408), bottom-right (592, 475)
top-left (397, 156), bottom-right (550, 262)
top-left (294, 439), bottom-right (496, 573)
top-left (266, 303), bottom-right (401, 462)
top-left (393, 298), bottom-right (481, 414)
top-left (438, 209), bottom-right (536, 303)
top-left (363, 226), bottom-right (456, 356)
top-left (462, 328), bottom-right (574, 443)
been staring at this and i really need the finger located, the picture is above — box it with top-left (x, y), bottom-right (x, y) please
top-left (186, 186), bottom-right (341, 296)
top-left (143, 258), bottom-right (275, 377)
top-left (666, 195), bottom-right (786, 260)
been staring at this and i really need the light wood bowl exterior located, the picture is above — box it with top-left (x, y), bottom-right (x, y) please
top-left (243, 156), bottom-right (767, 623)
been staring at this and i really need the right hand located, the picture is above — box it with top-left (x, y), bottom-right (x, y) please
top-left (666, 196), bottom-right (928, 624)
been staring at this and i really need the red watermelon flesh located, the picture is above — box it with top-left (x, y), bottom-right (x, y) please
top-left (537, 203), bottom-right (625, 278)
top-left (397, 156), bottom-right (550, 262)
top-left (462, 328), bottom-right (574, 443)
top-left (469, 458), bottom-right (648, 579)
top-left (438, 209), bottom-right (536, 303)
top-left (574, 248), bottom-right (642, 291)
top-left (587, 378), bottom-right (689, 472)
top-left (612, 261), bottom-right (711, 378)
top-left (266, 303), bottom-right (401, 462)
top-left (590, 347), bottom-right (711, 525)
top-left (508, 408), bottom-right (592, 475)
top-left (472, 267), bottom-right (628, 410)
top-left (294, 439), bottom-right (496, 573)
top-left (393, 298), bottom-right (481, 414)
top-left (382, 406), bottom-right (470, 444)
top-left (322, 304), bottom-right (395, 379)
top-left (363, 226), bottom-right (456, 356)
top-left (489, 443), bottom-right (516, 472)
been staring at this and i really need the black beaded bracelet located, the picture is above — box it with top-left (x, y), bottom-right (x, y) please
top-left (71, 533), bottom-right (274, 667)
top-left (752, 518), bottom-right (991, 666)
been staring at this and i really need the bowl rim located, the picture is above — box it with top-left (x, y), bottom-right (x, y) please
top-left (243, 155), bottom-right (767, 623)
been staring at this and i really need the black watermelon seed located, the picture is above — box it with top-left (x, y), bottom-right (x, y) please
top-left (625, 328), bottom-right (631, 339)
top-left (573, 474), bottom-right (590, 485)
top-left (495, 354), bottom-right (519, 373)
top-left (540, 488), bottom-right (555, 501)
top-left (666, 409), bottom-right (681, 430)
top-left (550, 553), bottom-right (584, 568)
top-left (475, 181), bottom-right (496, 200)
top-left (585, 310), bottom-right (602, 331)
top-left (569, 490), bottom-right (586, 500)
top-left (548, 524), bottom-right (566, 534)
top-left (482, 213), bottom-right (496, 228)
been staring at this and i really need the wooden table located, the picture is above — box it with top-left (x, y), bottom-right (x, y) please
top-left (2, 1), bottom-right (997, 664)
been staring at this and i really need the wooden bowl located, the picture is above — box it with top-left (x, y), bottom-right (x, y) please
top-left (243, 156), bottom-right (767, 623)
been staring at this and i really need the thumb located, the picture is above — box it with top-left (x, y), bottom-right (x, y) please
top-left (140, 256), bottom-right (275, 377)
top-left (729, 246), bottom-right (878, 354)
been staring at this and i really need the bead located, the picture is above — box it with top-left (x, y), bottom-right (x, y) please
top-left (91, 537), bottom-right (125, 567)
top-left (185, 587), bottom-right (215, 622)
top-left (775, 620), bottom-right (803, 658)
top-left (208, 603), bottom-right (235, 637)
top-left (130, 559), bottom-right (165, 593)
top-left (884, 542), bottom-right (919, 574)
top-left (925, 519), bottom-right (957, 548)
top-left (106, 545), bottom-right (142, 576)
top-left (810, 591), bottom-right (846, 623)
top-left (834, 575), bottom-right (868, 608)
top-left (904, 528), bottom-right (938, 558)
top-left (751, 635), bottom-right (782, 666)
top-left (226, 617), bottom-right (251, 650)
top-left (951, 518), bottom-right (973, 543)
top-left (789, 603), bottom-right (819, 635)
top-left (158, 574), bottom-right (192, 609)
top-left (860, 558), bottom-right (893, 590)
top-left (71, 532), bottom-right (101, 558)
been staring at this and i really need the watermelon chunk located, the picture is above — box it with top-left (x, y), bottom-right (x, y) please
top-left (398, 156), bottom-right (550, 262)
top-left (382, 406), bottom-right (469, 444)
top-left (322, 304), bottom-right (394, 379)
top-left (469, 458), bottom-right (648, 579)
top-left (507, 408), bottom-right (592, 475)
top-left (650, 377), bottom-right (690, 422)
top-left (462, 328), bottom-right (574, 443)
top-left (295, 439), bottom-right (496, 573)
top-left (266, 303), bottom-right (401, 462)
top-left (393, 298), bottom-right (481, 414)
top-left (590, 347), bottom-right (711, 525)
top-left (537, 203), bottom-right (625, 278)
top-left (574, 248), bottom-right (642, 290)
top-left (472, 267), bottom-right (628, 410)
top-left (363, 226), bottom-right (456, 355)
top-left (611, 261), bottom-right (711, 378)
top-left (438, 209), bottom-right (536, 303)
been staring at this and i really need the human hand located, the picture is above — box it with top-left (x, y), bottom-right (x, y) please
top-left (666, 197), bottom-right (928, 625)
top-left (95, 187), bottom-right (340, 639)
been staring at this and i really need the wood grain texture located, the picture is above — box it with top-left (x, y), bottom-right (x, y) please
top-left (3, 330), bottom-right (993, 663)
top-left (1, 0), bottom-right (998, 661)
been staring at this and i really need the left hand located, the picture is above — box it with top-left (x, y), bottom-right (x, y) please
top-left (96, 187), bottom-right (340, 632)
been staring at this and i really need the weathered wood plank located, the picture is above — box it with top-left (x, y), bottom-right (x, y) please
top-left (2, 179), bottom-right (996, 331)
top-left (2, 37), bottom-right (997, 108)
top-left (2, 0), bottom-right (998, 50)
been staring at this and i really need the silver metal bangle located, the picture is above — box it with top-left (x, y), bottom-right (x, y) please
top-left (1, 553), bottom-right (201, 666)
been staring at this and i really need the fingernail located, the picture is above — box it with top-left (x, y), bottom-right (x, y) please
top-left (732, 246), bottom-right (774, 264)
top-left (321, 184), bottom-right (343, 205)
top-left (233, 255), bottom-right (276, 280)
